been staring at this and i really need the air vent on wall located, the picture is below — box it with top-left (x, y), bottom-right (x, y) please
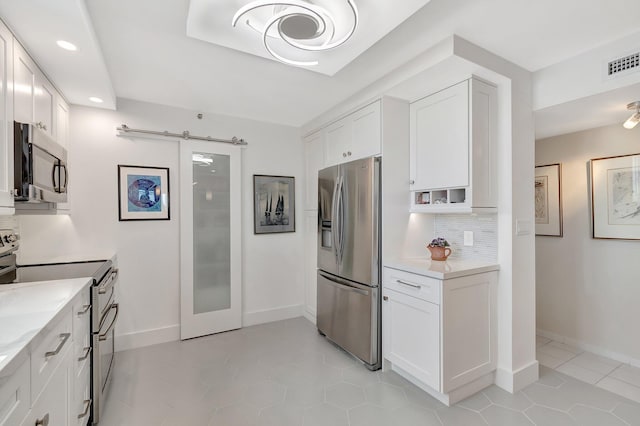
top-left (608, 52), bottom-right (640, 76)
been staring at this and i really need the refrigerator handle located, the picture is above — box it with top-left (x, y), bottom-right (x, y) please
top-left (331, 175), bottom-right (341, 263)
top-left (336, 176), bottom-right (345, 263)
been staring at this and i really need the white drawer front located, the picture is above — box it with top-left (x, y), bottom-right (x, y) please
top-left (31, 313), bottom-right (72, 403)
top-left (73, 289), bottom-right (91, 341)
top-left (72, 365), bottom-right (91, 426)
top-left (21, 353), bottom-right (68, 426)
top-left (383, 267), bottom-right (441, 304)
top-left (0, 358), bottom-right (29, 426)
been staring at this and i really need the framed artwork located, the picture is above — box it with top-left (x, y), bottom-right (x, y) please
top-left (118, 165), bottom-right (170, 221)
top-left (253, 175), bottom-right (295, 234)
top-left (535, 163), bottom-right (563, 236)
top-left (591, 153), bottom-right (640, 240)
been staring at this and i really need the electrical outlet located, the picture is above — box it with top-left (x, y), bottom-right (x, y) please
top-left (464, 231), bottom-right (474, 246)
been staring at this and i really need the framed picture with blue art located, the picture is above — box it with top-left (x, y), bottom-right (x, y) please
top-left (118, 165), bottom-right (170, 221)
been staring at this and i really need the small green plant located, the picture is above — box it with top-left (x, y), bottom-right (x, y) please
top-left (429, 237), bottom-right (450, 247)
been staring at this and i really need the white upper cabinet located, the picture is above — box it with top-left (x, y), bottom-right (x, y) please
top-left (56, 96), bottom-right (69, 148)
top-left (0, 21), bottom-right (14, 213)
top-left (34, 71), bottom-right (55, 138)
top-left (13, 41), bottom-right (35, 125)
top-left (409, 77), bottom-right (497, 213)
top-left (303, 130), bottom-right (324, 211)
top-left (324, 100), bottom-right (381, 167)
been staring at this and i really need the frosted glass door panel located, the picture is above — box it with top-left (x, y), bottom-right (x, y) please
top-left (180, 140), bottom-right (241, 340)
top-left (193, 153), bottom-right (231, 314)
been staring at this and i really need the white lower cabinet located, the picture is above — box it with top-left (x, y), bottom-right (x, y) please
top-left (20, 351), bottom-right (70, 426)
top-left (382, 266), bottom-right (497, 406)
top-left (1, 288), bottom-right (91, 426)
top-left (382, 288), bottom-right (440, 390)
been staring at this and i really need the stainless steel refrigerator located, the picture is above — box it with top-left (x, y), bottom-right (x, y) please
top-left (317, 156), bottom-right (381, 370)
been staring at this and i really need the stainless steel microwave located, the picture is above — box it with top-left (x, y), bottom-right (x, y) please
top-left (14, 122), bottom-right (68, 203)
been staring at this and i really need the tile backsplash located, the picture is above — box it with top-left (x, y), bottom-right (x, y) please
top-left (433, 214), bottom-right (497, 262)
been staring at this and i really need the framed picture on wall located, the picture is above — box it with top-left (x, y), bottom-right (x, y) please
top-left (118, 165), bottom-right (170, 221)
top-left (535, 163), bottom-right (563, 237)
top-left (591, 153), bottom-right (640, 240)
top-left (253, 175), bottom-right (295, 234)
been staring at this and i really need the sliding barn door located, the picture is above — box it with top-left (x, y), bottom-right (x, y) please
top-left (180, 140), bottom-right (242, 339)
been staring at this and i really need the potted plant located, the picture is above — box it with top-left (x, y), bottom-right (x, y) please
top-left (427, 237), bottom-right (452, 261)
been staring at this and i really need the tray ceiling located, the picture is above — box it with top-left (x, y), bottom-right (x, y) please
top-left (186, 0), bottom-right (432, 76)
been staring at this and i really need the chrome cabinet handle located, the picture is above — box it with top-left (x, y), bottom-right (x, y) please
top-left (77, 399), bottom-right (92, 419)
top-left (342, 152), bottom-right (347, 158)
top-left (78, 346), bottom-right (92, 361)
top-left (383, 296), bottom-right (388, 301)
top-left (396, 279), bottom-right (421, 289)
top-left (99, 303), bottom-right (119, 341)
top-left (347, 151), bottom-right (352, 156)
top-left (45, 333), bottom-right (71, 358)
top-left (98, 269), bottom-right (119, 294)
top-left (35, 413), bottom-right (49, 426)
top-left (77, 304), bottom-right (91, 316)
top-left (409, 179), bottom-right (415, 185)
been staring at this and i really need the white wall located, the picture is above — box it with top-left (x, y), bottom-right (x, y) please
top-left (17, 98), bottom-right (304, 350)
top-left (536, 123), bottom-right (640, 365)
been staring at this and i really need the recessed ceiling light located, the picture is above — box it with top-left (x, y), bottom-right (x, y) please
top-left (89, 97), bottom-right (104, 103)
top-left (56, 40), bottom-right (77, 51)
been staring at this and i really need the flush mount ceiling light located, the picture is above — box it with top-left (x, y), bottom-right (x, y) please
top-left (232, 0), bottom-right (358, 67)
top-left (624, 101), bottom-right (640, 130)
top-left (89, 97), bottom-right (104, 103)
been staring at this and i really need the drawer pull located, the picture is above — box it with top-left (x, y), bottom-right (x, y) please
top-left (396, 279), bottom-right (421, 289)
top-left (77, 399), bottom-right (92, 419)
top-left (35, 413), bottom-right (49, 426)
top-left (77, 304), bottom-right (91, 316)
top-left (78, 346), bottom-right (92, 361)
top-left (45, 333), bottom-right (71, 358)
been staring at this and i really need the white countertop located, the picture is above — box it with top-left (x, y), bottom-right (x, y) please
top-left (0, 278), bottom-right (92, 376)
top-left (384, 258), bottom-right (499, 279)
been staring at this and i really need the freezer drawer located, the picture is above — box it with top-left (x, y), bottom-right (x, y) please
top-left (317, 271), bottom-right (380, 369)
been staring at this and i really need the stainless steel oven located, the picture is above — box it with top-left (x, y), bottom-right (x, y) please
top-left (91, 266), bottom-right (119, 424)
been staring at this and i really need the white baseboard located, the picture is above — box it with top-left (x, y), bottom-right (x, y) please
top-left (537, 328), bottom-right (640, 368)
top-left (242, 304), bottom-right (304, 327)
top-left (303, 306), bottom-right (317, 325)
top-left (495, 360), bottom-right (539, 393)
top-left (115, 305), bottom-right (305, 352)
top-left (115, 324), bottom-right (180, 352)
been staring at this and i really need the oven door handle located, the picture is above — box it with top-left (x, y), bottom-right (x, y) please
top-left (98, 303), bottom-right (119, 341)
top-left (98, 268), bottom-right (119, 294)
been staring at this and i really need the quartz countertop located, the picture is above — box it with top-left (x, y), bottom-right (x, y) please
top-left (0, 278), bottom-right (92, 377)
top-left (17, 252), bottom-right (116, 266)
top-left (384, 258), bottom-right (499, 279)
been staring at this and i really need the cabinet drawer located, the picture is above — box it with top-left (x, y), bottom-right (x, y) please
top-left (72, 364), bottom-right (91, 426)
top-left (383, 267), bottom-right (440, 304)
top-left (0, 358), bottom-right (29, 426)
top-left (31, 312), bottom-right (72, 403)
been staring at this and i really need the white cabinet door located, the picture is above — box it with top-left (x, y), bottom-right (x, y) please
top-left (20, 352), bottom-right (69, 426)
top-left (350, 100), bottom-right (381, 161)
top-left (13, 41), bottom-right (35, 125)
top-left (324, 101), bottom-right (382, 167)
top-left (303, 211), bottom-right (318, 320)
top-left (56, 96), bottom-right (69, 148)
top-left (383, 288), bottom-right (440, 391)
top-left (410, 80), bottom-right (469, 191)
top-left (34, 71), bottom-right (55, 138)
top-left (304, 131), bottom-right (324, 210)
top-left (0, 22), bottom-right (13, 212)
top-left (324, 116), bottom-right (351, 167)
top-left (0, 358), bottom-right (29, 426)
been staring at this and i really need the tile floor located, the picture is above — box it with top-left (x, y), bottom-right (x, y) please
top-left (537, 335), bottom-right (640, 404)
top-left (101, 318), bottom-right (640, 425)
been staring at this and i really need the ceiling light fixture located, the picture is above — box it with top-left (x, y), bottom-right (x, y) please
top-left (89, 97), bottom-right (104, 103)
top-left (232, 0), bottom-right (358, 67)
top-left (624, 101), bottom-right (640, 129)
top-left (56, 40), bottom-right (78, 51)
